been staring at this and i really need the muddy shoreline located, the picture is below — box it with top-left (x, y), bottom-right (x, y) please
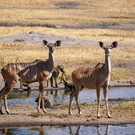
top-left (0, 101), bottom-right (135, 128)
top-left (0, 121), bottom-right (135, 129)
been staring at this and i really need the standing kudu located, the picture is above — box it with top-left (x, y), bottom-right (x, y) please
top-left (69, 41), bottom-right (118, 118)
top-left (47, 65), bottom-right (65, 88)
top-left (0, 40), bottom-right (61, 114)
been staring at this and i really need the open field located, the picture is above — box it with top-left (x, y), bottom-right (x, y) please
top-left (0, 0), bottom-right (135, 26)
top-left (0, 0), bottom-right (135, 45)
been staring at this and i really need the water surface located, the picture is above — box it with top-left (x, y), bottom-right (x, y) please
top-left (1, 87), bottom-right (135, 108)
top-left (0, 124), bottom-right (135, 135)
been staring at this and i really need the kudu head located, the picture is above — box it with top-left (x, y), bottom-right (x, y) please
top-left (99, 41), bottom-right (118, 56)
top-left (43, 40), bottom-right (61, 53)
top-left (58, 65), bottom-right (65, 73)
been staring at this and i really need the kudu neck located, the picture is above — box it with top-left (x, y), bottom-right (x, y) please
top-left (49, 51), bottom-right (53, 60)
top-left (48, 51), bottom-right (54, 70)
top-left (105, 53), bottom-right (111, 74)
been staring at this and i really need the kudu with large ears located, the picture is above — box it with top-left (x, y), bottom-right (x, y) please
top-left (99, 41), bottom-right (118, 49)
top-left (69, 41), bottom-right (118, 118)
top-left (43, 40), bottom-right (61, 47)
top-left (0, 40), bottom-right (61, 114)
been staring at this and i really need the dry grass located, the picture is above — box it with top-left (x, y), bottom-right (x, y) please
top-left (111, 68), bottom-right (135, 80)
top-left (0, 42), bottom-right (135, 80)
top-left (1, 0), bottom-right (135, 18)
top-left (0, 0), bottom-right (49, 8)
top-left (0, 0), bottom-right (135, 45)
top-left (0, 0), bottom-right (135, 28)
top-left (110, 101), bottom-right (135, 117)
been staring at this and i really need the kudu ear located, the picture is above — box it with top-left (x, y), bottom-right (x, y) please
top-left (99, 42), bottom-right (104, 49)
top-left (55, 40), bottom-right (61, 47)
top-left (110, 41), bottom-right (118, 49)
top-left (43, 40), bottom-right (48, 46)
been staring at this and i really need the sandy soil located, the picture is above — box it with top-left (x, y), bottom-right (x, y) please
top-left (0, 101), bottom-right (135, 128)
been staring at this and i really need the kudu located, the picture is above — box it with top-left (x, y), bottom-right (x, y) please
top-left (47, 65), bottom-right (65, 88)
top-left (0, 40), bottom-right (61, 114)
top-left (69, 41), bottom-right (118, 118)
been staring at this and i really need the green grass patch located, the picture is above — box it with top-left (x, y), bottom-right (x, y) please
top-left (28, 112), bottom-right (44, 117)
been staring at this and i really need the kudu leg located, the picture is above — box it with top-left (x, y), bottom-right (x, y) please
top-left (103, 87), bottom-right (111, 118)
top-left (68, 90), bottom-right (75, 115)
top-left (0, 98), bottom-right (2, 114)
top-left (50, 77), bottom-right (53, 87)
top-left (0, 86), bottom-right (7, 114)
top-left (3, 82), bottom-right (16, 114)
top-left (75, 87), bottom-right (81, 115)
top-left (3, 95), bottom-right (9, 114)
top-left (96, 87), bottom-right (101, 118)
top-left (20, 82), bottom-right (23, 90)
top-left (37, 93), bottom-right (41, 112)
top-left (39, 81), bottom-right (46, 113)
top-left (47, 80), bottom-right (49, 88)
top-left (54, 77), bottom-right (58, 88)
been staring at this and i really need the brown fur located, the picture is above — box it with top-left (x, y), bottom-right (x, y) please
top-left (69, 41), bottom-right (118, 118)
top-left (0, 40), bottom-right (61, 114)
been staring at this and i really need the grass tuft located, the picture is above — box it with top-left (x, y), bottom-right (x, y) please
top-left (28, 112), bottom-right (44, 117)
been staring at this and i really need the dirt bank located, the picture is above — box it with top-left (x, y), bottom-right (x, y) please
top-left (0, 101), bottom-right (135, 128)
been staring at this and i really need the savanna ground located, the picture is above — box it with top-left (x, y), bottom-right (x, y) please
top-left (0, 0), bottom-right (135, 127)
